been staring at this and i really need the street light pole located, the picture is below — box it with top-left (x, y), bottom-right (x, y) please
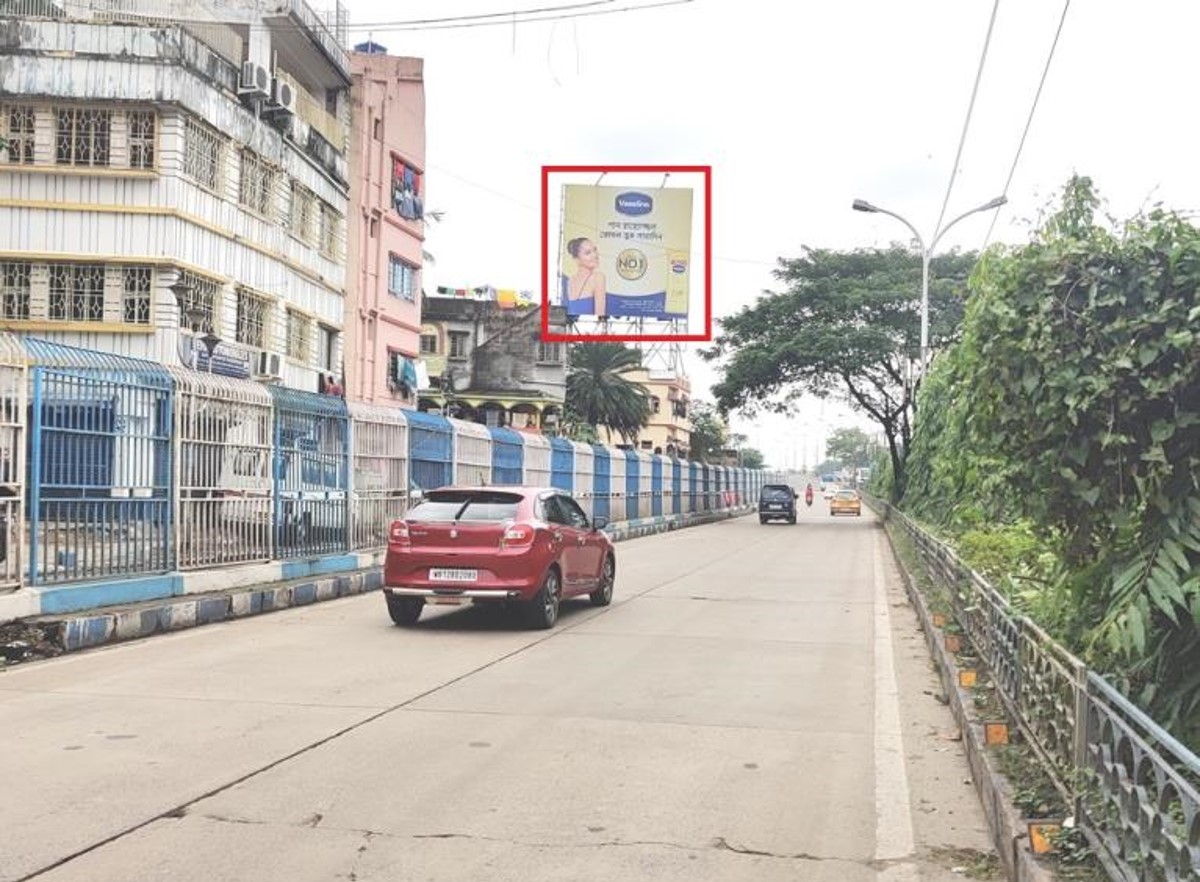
top-left (852, 195), bottom-right (1006, 376)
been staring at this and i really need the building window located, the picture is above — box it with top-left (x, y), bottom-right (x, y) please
top-left (128, 110), bottom-right (156, 169)
top-left (391, 155), bottom-right (424, 221)
top-left (177, 270), bottom-right (220, 333)
top-left (388, 255), bottom-right (417, 300)
top-left (318, 202), bottom-right (342, 260)
top-left (122, 266), bottom-right (152, 325)
top-left (183, 115), bottom-right (224, 190)
top-left (55, 107), bottom-right (111, 167)
top-left (286, 309), bottom-right (313, 362)
top-left (239, 150), bottom-right (275, 216)
top-left (290, 182), bottom-right (318, 244)
top-left (369, 216), bottom-right (379, 238)
top-left (2, 105), bottom-right (36, 165)
top-left (537, 341), bottom-right (562, 364)
top-left (651, 396), bottom-right (661, 414)
top-left (0, 261), bottom-right (30, 320)
top-left (448, 331), bottom-right (469, 359)
top-left (317, 324), bottom-right (337, 371)
top-left (640, 440), bottom-right (653, 450)
top-left (419, 333), bottom-right (437, 355)
top-left (373, 117), bottom-right (382, 140)
top-left (49, 264), bottom-right (105, 322)
top-left (235, 286), bottom-right (272, 348)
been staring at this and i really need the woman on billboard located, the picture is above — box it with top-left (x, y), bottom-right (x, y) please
top-left (564, 237), bottom-right (607, 317)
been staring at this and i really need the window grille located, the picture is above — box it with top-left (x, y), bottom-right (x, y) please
top-left (239, 150), bottom-right (275, 216)
top-left (419, 333), bottom-right (437, 354)
top-left (177, 270), bottom-right (220, 333)
top-left (2, 105), bottom-right (35, 165)
top-left (537, 341), bottom-right (562, 364)
top-left (388, 255), bottom-right (417, 300)
top-left (128, 110), bottom-right (155, 169)
top-left (286, 309), bottom-right (313, 362)
top-left (49, 264), bottom-right (105, 322)
top-left (0, 261), bottom-right (30, 320)
top-left (122, 266), bottom-right (152, 324)
top-left (183, 115), bottom-right (224, 190)
top-left (290, 182), bottom-right (318, 244)
top-left (235, 286), bottom-right (272, 348)
top-left (449, 331), bottom-right (469, 359)
top-left (319, 202), bottom-right (343, 260)
top-left (55, 107), bottom-right (111, 167)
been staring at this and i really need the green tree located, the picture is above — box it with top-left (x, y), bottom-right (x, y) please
top-left (687, 400), bottom-right (727, 463)
top-left (739, 448), bottom-right (765, 469)
top-left (825, 427), bottom-right (874, 469)
top-left (702, 246), bottom-right (977, 501)
top-left (564, 343), bottom-right (651, 443)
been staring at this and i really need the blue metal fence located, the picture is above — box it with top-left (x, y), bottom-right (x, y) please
top-left (489, 427), bottom-right (523, 485)
top-left (592, 445), bottom-right (611, 522)
top-left (26, 341), bottom-right (174, 585)
top-left (651, 455), bottom-right (663, 517)
top-left (404, 411), bottom-right (452, 491)
top-left (267, 386), bottom-right (349, 558)
top-left (672, 458), bottom-right (682, 515)
top-left (624, 448), bottom-right (639, 522)
top-left (550, 436), bottom-right (573, 491)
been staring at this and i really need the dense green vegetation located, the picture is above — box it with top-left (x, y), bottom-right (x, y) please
top-left (890, 176), bottom-right (1200, 743)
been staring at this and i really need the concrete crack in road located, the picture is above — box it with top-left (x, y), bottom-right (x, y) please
top-left (345, 830), bottom-right (376, 882)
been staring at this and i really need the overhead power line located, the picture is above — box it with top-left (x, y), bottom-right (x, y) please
top-left (933, 0), bottom-right (1001, 237)
top-left (981, 0), bottom-right (1072, 250)
top-left (344, 0), bottom-right (696, 33)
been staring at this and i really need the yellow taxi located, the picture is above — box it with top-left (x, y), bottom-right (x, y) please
top-left (829, 488), bottom-right (862, 517)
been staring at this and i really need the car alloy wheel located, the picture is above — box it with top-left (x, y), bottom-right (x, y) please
top-left (528, 567), bottom-right (561, 629)
top-left (590, 555), bottom-right (615, 607)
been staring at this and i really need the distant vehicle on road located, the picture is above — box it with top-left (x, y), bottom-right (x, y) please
top-left (822, 484), bottom-right (840, 500)
top-left (759, 483), bottom-right (798, 524)
top-left (830, 489), bottom-right (862, 517)
top-left (383, 486), bottom-right (615, 630)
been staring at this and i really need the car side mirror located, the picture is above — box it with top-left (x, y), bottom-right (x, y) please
top-left (592, 516), bottom-right (609, 532)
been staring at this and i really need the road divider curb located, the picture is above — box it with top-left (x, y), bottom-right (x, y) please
top-left (874, 507), bottom-right (1056, 882)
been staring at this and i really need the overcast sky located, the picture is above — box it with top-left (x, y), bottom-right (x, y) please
top-left (340, 0), bottom-right (1199, 469)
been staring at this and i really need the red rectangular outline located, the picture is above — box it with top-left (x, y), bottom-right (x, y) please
top-left (540, 165), bottom-right (712, 343)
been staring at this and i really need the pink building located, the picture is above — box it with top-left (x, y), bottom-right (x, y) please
top-left (344, 48), bottom-right (426, 404)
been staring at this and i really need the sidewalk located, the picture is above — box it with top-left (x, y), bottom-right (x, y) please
top-left (0, 507), bottom-right (750, 666)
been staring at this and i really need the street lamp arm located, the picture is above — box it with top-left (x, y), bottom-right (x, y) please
top-left (930, 196), bottom-right (1007, 252)
top-left (853, 200), bottom-right (926, 254)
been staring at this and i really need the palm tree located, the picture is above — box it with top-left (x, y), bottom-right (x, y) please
top-left (565, 343), bottom-right (651, 443)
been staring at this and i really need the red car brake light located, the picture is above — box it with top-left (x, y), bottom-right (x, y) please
top-left (388, 520), bottom-right (411, 547)
top-left (500, 523), bottom-right (535, 548)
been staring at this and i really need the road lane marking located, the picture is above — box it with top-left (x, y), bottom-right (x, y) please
top-left (874, 530), bottom-right (920, 880)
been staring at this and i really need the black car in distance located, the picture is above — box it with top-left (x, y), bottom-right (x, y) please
top-left (759, 483), bottom-right (798, 524)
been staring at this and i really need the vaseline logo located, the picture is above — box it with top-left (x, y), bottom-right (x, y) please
top-left (615, 191), bottom-right (653, 216)
top-left (617, 248), bottom-right (648, 280)
top-left (671, 260), bottom-right (687, 274)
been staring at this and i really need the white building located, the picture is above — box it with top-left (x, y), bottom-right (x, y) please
top-left (0, 0), bottom-right (351, 391)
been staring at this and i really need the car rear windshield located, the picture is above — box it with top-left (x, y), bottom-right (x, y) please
top-left (762, 486), bottom-right (793, 501)
top-left (407, 491), bottom-right (523, 522)
top-left (835, 490), bottom-right (857, 499)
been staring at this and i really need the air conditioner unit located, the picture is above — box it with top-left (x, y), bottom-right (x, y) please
top-left (254, 351), bottom-right (282, 379)
top-left (238, 62), bottom-right (270, 99)
top-left (266, 76), bottom-right (297, 117)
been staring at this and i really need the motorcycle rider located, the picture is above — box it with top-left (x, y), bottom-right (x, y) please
top-left (805, 483), bottom-right (814, 506)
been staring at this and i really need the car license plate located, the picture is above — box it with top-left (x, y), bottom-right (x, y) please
top-left (430, 568), bottom-right (478, 582)
top-left (770, 504), bottom-right (783, 510)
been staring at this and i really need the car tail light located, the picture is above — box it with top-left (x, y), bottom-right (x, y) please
top-left (388, 520), bottom-right (411, 547)
top-left (500, 523), bottom-right (535, 548)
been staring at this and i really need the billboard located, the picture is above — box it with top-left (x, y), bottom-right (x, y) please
top-left (558, 184), bottom-right (693, 320)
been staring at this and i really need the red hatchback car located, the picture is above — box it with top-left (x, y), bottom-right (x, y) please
top-left (383, 486), bottom-right (615, 629)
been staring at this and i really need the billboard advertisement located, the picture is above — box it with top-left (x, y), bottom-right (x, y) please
top-left (558, 184), bottom-right (693, 320)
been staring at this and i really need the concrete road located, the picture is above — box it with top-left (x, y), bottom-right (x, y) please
top-left (0, 504), bottom-right (996, 881)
